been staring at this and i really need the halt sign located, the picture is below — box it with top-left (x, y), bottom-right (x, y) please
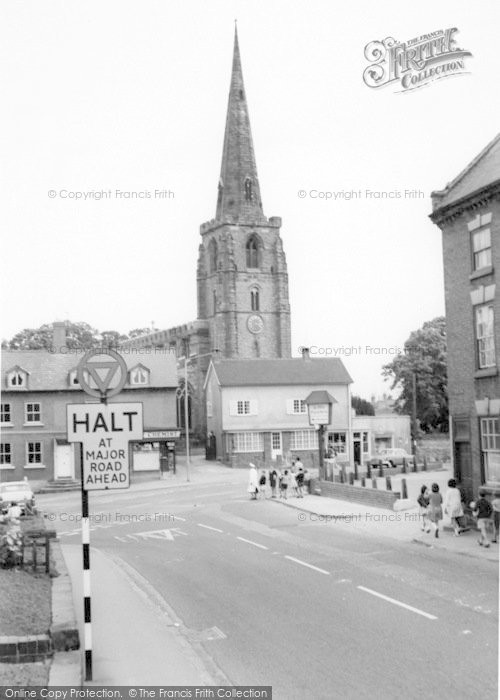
top-left (67, 403), bottom-right (143, 490)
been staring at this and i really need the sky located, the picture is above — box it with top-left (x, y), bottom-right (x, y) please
top-left (2, 0), bottom-right (499, 399)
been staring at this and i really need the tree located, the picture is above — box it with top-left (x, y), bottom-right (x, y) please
top-left (3, 321), bottom-right (128, 350)
top-left (128, 328), bottom-right (152, 339)
top-left (382, 317), bottom-right (448, 433)
top-left (351, 395), bottom-right (375, 415)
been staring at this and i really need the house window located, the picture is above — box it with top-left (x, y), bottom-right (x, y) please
top-left (228, 432), bottom-right (264, 453)
top-left (0, 443), bottom-right (12, 466)
top-left (1, 404), bottom-right (11, 423)
top-left (8, 371), bottom-right (26, 388)
top-left (246, 236), bottom-right (259, 268)
top-left (481, 418), bottom-right (500, 484)
top-left (328, 432), bottom-right (347, 453)
top-left (290, 430), bottom-right (318, 450)
top-left (476, 304), bottom-right (496, 368)
top-left (27, 441), bottom-right (42, 465)
top-left (292, 399), bottom-right (307, 414)
top-left (237, 400), bottom-right (251, 415)
top-left (130, 367), bottom-right (149, 385)
top-left (206, 401), bottom-right (213, 418)
top-left (250, 289), bottom-right (260, 311)
top-left (472, 228), bottom-right (492, 271)
top-left (25, 402), bottom-right (41, 423)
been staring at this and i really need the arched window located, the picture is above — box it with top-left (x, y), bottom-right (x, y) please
top-left (176, 380), bottom-right (193, 430)
top-left (246, 236), bottom-right (259, 268)
top-left (250, 288), bottom-right (260, 311)
top-left (208, 238), bottom-right (218, 273)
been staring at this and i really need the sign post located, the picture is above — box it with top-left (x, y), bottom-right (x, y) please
top-left (67, 349), bottom-right (142, 681)
top-left (305, 391), bottom-right (336, 481)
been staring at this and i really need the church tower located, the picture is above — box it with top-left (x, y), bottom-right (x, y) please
top-left (197, 28), bottom-right (291, 359)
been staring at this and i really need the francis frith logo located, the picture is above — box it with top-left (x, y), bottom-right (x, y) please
top-left (363, 28), bottom-right (472, 92)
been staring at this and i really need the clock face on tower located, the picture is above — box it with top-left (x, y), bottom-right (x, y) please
top-left (247, 314), bottom-right (264, 335)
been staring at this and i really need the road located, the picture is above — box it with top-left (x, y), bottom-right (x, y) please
top-left (39, 468), bottom-right (498, 699)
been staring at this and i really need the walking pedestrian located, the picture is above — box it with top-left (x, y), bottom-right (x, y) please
top-left (444, 478), bottom-right (465, 536)
top-left (269, 468), bottom-right (278, 498)
top-left (491, 492), bottom-right (500, 543)
top-left (472, 489), bottom-right (493, 547)
top-left (280, 470), bottom-right (289, 500)
top-left (296, 468), bottom-right (305, 498)
top-left (247, 463), bottom-right (259, 500)
top-left (428, 483), bottom-right (443, 538)
top-left (289, 468), bottom-right (298, 497)
top-left (258, 470), bottom-right (267, 499)
top-left (417, 485), bottom-right (431, 533)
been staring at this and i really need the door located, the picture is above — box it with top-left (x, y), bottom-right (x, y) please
top-left (54, 443), bottom-right (75, 480)
top-left (271, 432), bottom-right (282, 460)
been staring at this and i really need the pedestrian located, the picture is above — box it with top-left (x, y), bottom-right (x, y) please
top-left (247, 463), bottom-right (259, 500)
top-left (296, 468), bottom-right (305, 498)
top-left (417, 485), bottom-right (431, 533)
top-left (7, 501), bottom-right (22, 520)
top-left (427, 483), bottom-right (443, 538)
top-left (269, 468), bottom-right (278, 498)
top-left (280, 469), bottom-right (289, 500)
top-left (258, 470), bottom-right (267, 499)
top-left (491, 492), bottom-right (500, 543)
top-left (472, 489), bottom-right (493, 547)
top-left (295, 456), bottom-right (304, 472)
top-left (289, 468), bottom-right (298, 497)
top-left (444, 478), bottom-right (465, 536)
top-left (303, 469), bottom-right (310, 494)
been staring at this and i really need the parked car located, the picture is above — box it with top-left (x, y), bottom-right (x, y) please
top-left (0, 480), bottom-right (36, 515)
top-left (369, 448), bottom-right (415, 468)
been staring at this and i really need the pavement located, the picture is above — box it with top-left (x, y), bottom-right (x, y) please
top-left (49, 457), bottom-right (497, 691)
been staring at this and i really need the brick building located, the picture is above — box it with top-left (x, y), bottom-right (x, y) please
top-left (121, 28), bottom-right (291, 438)
top-left (430, 133), bottom-right (500, 501)
top-left (0, 349), bottom-right (178, 485)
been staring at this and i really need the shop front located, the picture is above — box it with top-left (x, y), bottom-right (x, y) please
top-left (131, 429), bottom-right (180, 476)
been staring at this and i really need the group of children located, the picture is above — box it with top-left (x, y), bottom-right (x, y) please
top-left (417, 479), bottom-right (500, 547)
top-left (248, 460), bottom-right (310, 500)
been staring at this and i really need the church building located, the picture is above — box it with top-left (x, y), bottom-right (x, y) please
top-left (122, 29), bottom-right (292, 438)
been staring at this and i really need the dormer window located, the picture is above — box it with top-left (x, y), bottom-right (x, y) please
top-left (130, 365), bottom-right (150, 386)
top-left (6, 368), bottom-right (28, 389)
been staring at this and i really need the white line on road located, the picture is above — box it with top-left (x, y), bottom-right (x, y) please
top-left (357, 586), bottom-right (438, 620)
top-left (236, 536), bottom-right (268, 550)
top-left (173, 515), bottom-right (186, 522)
top-left (114, 536), bottom-right (128, 542)
top-left (284, 555), bottom-right (330, 575)
top-left (198, 524), bottom-right (224, 533)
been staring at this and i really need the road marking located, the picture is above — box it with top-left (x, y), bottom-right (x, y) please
top-left (198, 524), bottom-right (224, 533)
top-left (284, 555), bottom-right (330, 575)
top-left (134, 528), bottom-right (188, 541)
top-left (357, 586), bottom-right (437, 620)
top-left (114, 536), bottom-right (128, 542)
top-left (173, 515), bottom-right (186, 522)
top-left (236, 536), bottom-right (268, 550)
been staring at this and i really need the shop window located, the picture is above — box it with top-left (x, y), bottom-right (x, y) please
top-left (481, 417), bottom-right (500, 484)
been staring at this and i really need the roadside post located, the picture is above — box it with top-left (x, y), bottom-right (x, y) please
top-left (305, 391), bottom-right (335, 481)
top-left (66, 349), bottom-right (143, 681)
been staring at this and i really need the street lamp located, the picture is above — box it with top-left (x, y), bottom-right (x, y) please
top-left (177, 350), bottom-right (218, 482)
top-left (305, 390), bottom-right (335, 480)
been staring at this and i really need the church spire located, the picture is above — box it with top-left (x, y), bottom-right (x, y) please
top-left (216, 27), bottom-right (264, 221)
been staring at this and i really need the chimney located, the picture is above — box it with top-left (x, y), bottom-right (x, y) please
top-left (52, 321), bottom-right (67, 351)
top-left (301, 347), bottom-right (310, 360)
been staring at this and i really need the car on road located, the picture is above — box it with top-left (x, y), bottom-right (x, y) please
top-left (0, 480), bottom-right (36, 515)
top-left (369, 448), bottom-right (415, 469)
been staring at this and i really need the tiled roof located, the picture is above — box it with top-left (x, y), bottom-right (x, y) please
top-left (432, 133), bottom-right (500, 211)
top-left (1, 350), bottom-right (178, 391)
top-left (210, 358), bottom-right (353, 387)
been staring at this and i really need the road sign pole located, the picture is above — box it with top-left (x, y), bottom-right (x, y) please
top-left (80, 444), bottom-right (92, 681)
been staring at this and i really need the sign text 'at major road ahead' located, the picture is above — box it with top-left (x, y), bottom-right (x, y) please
top-left (67, 403), bottom-right (143, 490)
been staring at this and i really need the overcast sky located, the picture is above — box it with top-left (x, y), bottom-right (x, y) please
top-left (2, 0), bottom-right (499, 399)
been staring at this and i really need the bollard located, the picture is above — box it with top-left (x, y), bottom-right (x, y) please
top-left (361, 477), bottom-right (366, 487)
top-left (401, 478), bottom-right (408, 499)
top-left (378, 459), bottom-right (384, 478)
top-left (366, 462), bottom-right (371, 478)
top-left (349, 472), bottom-right (354, 485)
top-left (386, 475), bottom-right (392, 491)
top-left (423, 456), bottom-right (428, 471)
top-left (372, 477), bottom-right (378, 489)
top-left (354, 462), bottom-right (359, 480)
top-left (339, 469), bottom-right (344, 484)
top-left (341, 466), bottom-right (347, 484)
